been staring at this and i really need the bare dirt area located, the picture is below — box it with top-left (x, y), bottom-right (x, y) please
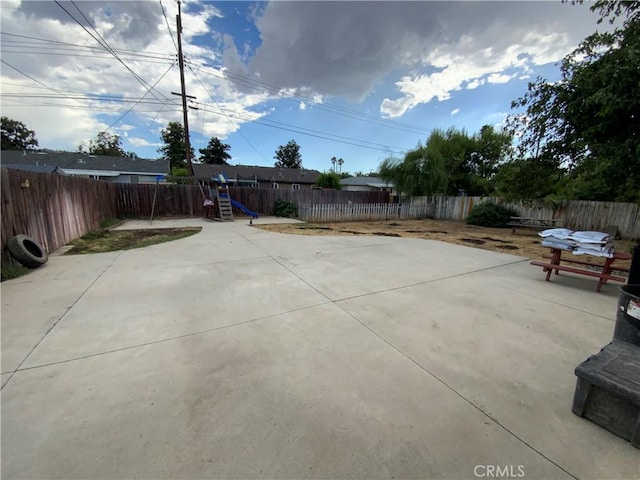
top-left (66, 227), bottom-right (201, 254)
top-left (256, 219), bottom-right (634, 269)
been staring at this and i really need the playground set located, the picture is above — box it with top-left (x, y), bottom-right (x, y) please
top-left (206, 173), bottom-right (258, 221)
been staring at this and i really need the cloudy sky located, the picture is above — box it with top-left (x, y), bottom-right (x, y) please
top-left (1, 1), bottom-right (602, 173)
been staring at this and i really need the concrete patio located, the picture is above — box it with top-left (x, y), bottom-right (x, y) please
top-left (1, 218), bottom-right (638, 479)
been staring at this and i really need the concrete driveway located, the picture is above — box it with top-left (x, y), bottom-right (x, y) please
top-left (2, 218), bottom-right (638, 479)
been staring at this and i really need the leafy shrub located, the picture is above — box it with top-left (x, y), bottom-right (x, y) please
top-left (273, 199), bottom-right (298, 218)
top-left (466, 202), bottom-right (519, 228)
top-left (315, 172), bottom-right (342, 190)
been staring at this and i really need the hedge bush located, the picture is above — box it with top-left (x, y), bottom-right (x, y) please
top-left (466, 202), bottom-right (518, 228)
top-left (273, 199), bottom-right (298, 218)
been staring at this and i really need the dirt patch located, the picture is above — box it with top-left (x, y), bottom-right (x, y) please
top-left (461, 238), bottom-right (486, 245)
top-left (65, 227), bottom-right (201, 254)
top-left (255, 218), bottom-right (634, 269)
top-left (482, 237), bottom-right (513, 244)
top-left (295, 225), bottom-right (333, 231)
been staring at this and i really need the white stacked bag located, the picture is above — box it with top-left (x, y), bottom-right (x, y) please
top-left (539, 228), bottom-right (615, 258)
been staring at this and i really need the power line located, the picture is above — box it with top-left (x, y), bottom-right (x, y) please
top-left (186, 62), bottom-right (270, 163)
top-left (188, 60), bottom-right (431, 136)
top-left (101, 62), bottom-right (177, 136)
top-left (0, 59), bottom-right (86, 106)
top-left (159, 0), bottom-right (179, 54)
top-left (1, 32), bottom-right (174, 60)
top-left (193, 102), bottom-right (406, 156)
top-left (54, 1), bottom-right (171, 105)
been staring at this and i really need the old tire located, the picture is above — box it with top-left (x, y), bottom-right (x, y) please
top-left (7, 234), bottom-right (48, 268)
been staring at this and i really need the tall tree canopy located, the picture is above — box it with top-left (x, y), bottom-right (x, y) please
top-left (80, 131), bottom-right (127, 157)
top-left (379, 139), bottom-right (448, 197)
top-left (199, 137), bottom-right (231, 165)
top-left (380, 126), bottom-right (512, 197)
top-left (507, 0), bottom-right (639, 201)
top-left (1, 117), bottom-right (38, 150)
top-left (158, 122), bottom-right (194, 170)
top-left (274, 139), bottom-right (302, 168)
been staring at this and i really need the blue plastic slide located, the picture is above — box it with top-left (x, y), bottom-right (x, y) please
top-left (230, 199), bottom-right (259, 218)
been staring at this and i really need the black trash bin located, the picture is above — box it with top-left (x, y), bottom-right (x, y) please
top-left (614, 284), bottom-right (640, 346)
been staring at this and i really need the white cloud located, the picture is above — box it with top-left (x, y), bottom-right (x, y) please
top-left (466, 79), bottom-right (484, 90)
top-left (380, 27), bottom-right (583, 118)
top-left (0, 1), bottom-right (277, 155)
top-left (487, 73), bottom-right (513, 84)
top-left (299, 102), bottom-right (307, 110)
top-left (236, 1), bottom-right (598, 105)
top-left (451, 108), bottom-right (460, 116)
top-left (128, 137), bottom-right (161, 148)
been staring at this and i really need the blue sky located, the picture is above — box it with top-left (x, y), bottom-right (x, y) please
top-left (1, 1), bottom-right (603, 174)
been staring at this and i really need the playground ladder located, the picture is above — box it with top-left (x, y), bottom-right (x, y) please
top-left (215, 184), bottom-right (234, 221)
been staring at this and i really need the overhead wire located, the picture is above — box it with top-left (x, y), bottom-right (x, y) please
top-left (186, 62), bottom-right (270, 163)
top-left (54, 0), bottom-right (171, 105)
top-left (193, 102), bottom-right (406, 156)
top-left (159, 0), bottom-right (179, 54)
top-left (188, 60), bottom-right (431, 136)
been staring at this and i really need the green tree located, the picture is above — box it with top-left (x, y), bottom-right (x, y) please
top-left (199, 137), bottom-right (231, 165)
top-left (379, 140), bottom-right (448, 196)
top-left (1, 117), bottom-right (38, 150)
top-left (274, 139), bottom-right (302, 168)
top-left (158, 121), bottom-right (194, 170)
top-left (493, 158), bottom-right (566, 201)
top-left (315, 172), bottom-right (342, 190)
top-left (507, 1), bottom-right (640, 201)
top-left (80, 131), bottom-right (127, 157)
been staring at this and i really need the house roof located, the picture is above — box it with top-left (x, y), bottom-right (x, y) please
top-left (2, 163), bottom-right (61, 174)
top-left (193, 164), bottom-right (321, 184)
top-left (0, 150), bottom-right (169, 175)
top-left (340, 176), bottom-right (394, 188)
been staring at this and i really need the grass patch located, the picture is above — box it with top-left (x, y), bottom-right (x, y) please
top-left (1, 263), bottom-right (31, 282)
top-left (66, 227), bottom-right (201, 254)
top-left (99, 217), bottom-right (123, 230)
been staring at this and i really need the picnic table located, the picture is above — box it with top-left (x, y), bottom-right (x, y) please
top-left (530, 248), bottom-right (631, 292)
top-left (507, 217), bottom-right (564, 234)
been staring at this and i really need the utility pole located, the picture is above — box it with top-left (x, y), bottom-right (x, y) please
top-left (173, 0), bottom-right (195, 177)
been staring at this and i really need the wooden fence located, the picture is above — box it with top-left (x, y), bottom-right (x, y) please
top-left (227, 187), bottom-right (388, 216)
top-left (300, 195), bottom-right (640, 238)
top-left (409, 196), bottom-right (640, 238)
top-left (0, 168), bottom-right (390, 255)
top-left (3, 165), bottom-right (638, 260)
top-left (113, 185), bottom-right (389, 218)
top-left (299, 203), bottom-right (410, 222)
top-left (1, 168), bottom-right (119, 257)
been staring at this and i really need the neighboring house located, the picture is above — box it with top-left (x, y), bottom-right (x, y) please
top-left (1, 150), bottom-right (169, 183)
top-left (341, 176), bottom-right (396, 195)
top-left (193, 164), bottom-right (322, 190)
top-left (1, 164), bottom-right (62, 175)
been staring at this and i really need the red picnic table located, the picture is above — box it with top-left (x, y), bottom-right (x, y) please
top-left (530, 248), bottom-right (631, 292)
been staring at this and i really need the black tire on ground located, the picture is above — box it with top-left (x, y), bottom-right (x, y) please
top-left (7, 234), bottom-right (48, 268)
